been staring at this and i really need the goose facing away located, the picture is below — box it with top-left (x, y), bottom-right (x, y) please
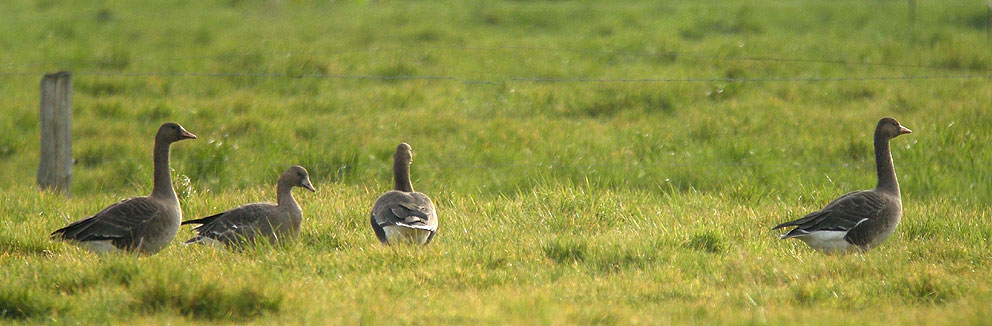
top-left (371, 143), bottom-right (438, 245)
top-left (773, 117), bottom-right (912, 253)
top-left (181, 165), bottom-right (315, 247)
top-left (50, 122), bottom-right (197, 255)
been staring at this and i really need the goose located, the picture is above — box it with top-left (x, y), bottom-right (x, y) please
top-left (773, 117), bottom-right (912, 253)
top-left (50, 122), bottom-right (197, 255)
top-left (181, 165), bottom-right (315, 247)
top-left (370, 143), bottom-right (438, 245)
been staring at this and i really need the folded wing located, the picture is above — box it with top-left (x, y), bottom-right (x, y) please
top-left (371, 192), bottom-right (438, 244)
top-left (51, 197), bottom-right (165, 250)
top-left (182, 204), bottom-right (277, 245)
top-left (774, 190), bottom-right (887, 239)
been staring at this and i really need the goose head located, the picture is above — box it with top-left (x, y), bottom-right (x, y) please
top-left (157, 122), bottom-right (197, 143)
top-left (284, 165), bottom-right (316, 192)
top-left (876, 117), bottom-right (912, 140)
top-left (394, 143), bottom-right (414, 165)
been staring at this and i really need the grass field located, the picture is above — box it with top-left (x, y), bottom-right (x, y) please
top-left (1, 0), bottom-right (991, 324)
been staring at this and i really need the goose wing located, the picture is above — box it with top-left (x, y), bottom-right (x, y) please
top-left (51, 197), bottom-right (165, 249)
top-left (182, 204), bottom-right (277, 245)
top-left (371, 191), bottom-right (438, 244)
top-left (773, 190), bottom-right (887, 238)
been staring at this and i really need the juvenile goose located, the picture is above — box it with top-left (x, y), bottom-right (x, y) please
top-left (181, 165), bottom-right (315, 247)
top-left (773, 117), bottom-right (912, 253)
top-left (370, 143), bottom-right (438, 245)
top-left (50, 122), bottom-right (196, 255)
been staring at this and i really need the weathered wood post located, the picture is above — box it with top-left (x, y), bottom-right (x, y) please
top-left (987, 1), bottom-right (991, 41)
top-left (907, 0), bottom-right (916, 32)
top-left (38, 72), bottom-right (73, 195)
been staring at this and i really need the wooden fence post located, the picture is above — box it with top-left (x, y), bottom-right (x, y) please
top-left (38, 72), bottom-right (73, 195)
top-left (908, 0), bottom-right (916, 30)
top-left (987, 1), bottom-right (991, 41)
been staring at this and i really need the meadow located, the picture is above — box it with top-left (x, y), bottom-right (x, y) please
top-left (1, 0), bottom-right (991, 324)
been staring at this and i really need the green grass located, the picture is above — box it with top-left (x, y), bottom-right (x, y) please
top-left (1, 0), bottom-right (991, 324)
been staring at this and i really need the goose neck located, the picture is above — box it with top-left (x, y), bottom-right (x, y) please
top-left (151, 137), bottom-right (177, 200)
top-left (393, 159), bottom-right (413, 192)
top-left (276, 178), bottom-right (298, 208)
top-left (874, 132), bottom-right (900, 195)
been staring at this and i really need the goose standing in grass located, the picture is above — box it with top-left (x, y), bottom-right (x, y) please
top-left (773, 117), bottom-right (912, 253)
top-left (50, 122), bottom-right (197, 255)
top-left (181, 165), bottom-right (315, 247)
top-left (371, 143), bottom-right (438, 245)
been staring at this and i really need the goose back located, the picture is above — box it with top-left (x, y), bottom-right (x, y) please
top-left (182, 203), bottom-right (300, 246)
top-left (51, 196), bottom-right (179, 254)
top-left (371, 190), bottom-right (438, 245)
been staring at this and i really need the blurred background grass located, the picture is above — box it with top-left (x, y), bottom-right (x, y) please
top-left (0, 0), bottom-right (990, 324)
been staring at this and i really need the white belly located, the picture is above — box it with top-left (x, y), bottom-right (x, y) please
top-left (383, 225), bottom-right (432, 245)
top-left (184, 236), bottom-right (226, 248)
top-left (80, 240), bottom-right (122, 254)
top-left (797, 231), bottom-right (855, 253)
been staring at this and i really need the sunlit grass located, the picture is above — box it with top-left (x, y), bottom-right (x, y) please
top-left (1, 0), bottom-right (991, 324)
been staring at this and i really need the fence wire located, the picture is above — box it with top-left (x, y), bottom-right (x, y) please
top-left (3, 40), bottom-right (991, 84)
top-left (2, 70), bottom-right (990, 86)
top-left (3, 43), bottom-right (987, 72)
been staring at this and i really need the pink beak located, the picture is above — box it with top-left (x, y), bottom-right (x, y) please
top-left (898, 126), bottom-right (912, 135)
top-left (180, 130), bottom-right (197, 140)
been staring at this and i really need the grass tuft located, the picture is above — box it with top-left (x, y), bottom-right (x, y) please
top-left (543, 239), bottom-right (587, 264)
top-left (0, 237), bottom-right (51, 257)
top-left (0, 286), bottom-right (56, 320)
top-left (303, 229), bottom-right (346, 251)
top-left (684, 231), bottom-right (724, 254)
top-left (132, 271), bottom-right (283, 321)
top-left (593, 245), bottom-right (658, 274)
top-left (791, 283), bottom-right (835, 306)
top-left (896, 272), bottom-right (961, 304)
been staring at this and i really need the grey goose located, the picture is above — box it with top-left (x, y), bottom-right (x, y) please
top-left (773, 117), bottom-right (912, 253)
top-left (370, 143), bottom-right (438, 245)
top-left (181, 165), bottom-right (315, 247)
top-left (50, 122), bottom-right (197, 255)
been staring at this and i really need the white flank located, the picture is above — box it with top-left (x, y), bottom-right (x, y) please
top-left (383, 225), bottom-right (432, 245)
top-left (80, 240), bottom-right (121, 254)
top-left (796, 231), bottom-right (854, 253)
top-left (185, 236), bottom-right (226, 248)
